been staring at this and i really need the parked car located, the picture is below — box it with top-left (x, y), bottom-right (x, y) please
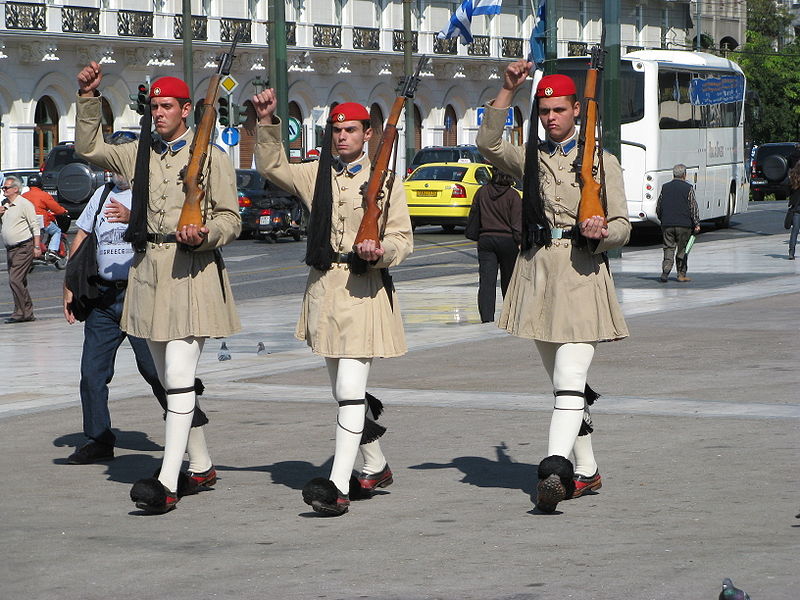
top-left (1, 168), bottom-right (40, 192)
top-left (749, 142), bottom-right (800, 201)
top-left (404, 162), bottom-right (498, 232)
top-left (235, 168), bottom-right (303, 242)
top-left (408, 145), bottom-right (488, 175)
top-left (40, 142), bottom-right (109, 218)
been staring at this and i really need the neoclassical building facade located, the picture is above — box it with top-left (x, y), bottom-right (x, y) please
top-left (0, 0), bottom-right (744, 172)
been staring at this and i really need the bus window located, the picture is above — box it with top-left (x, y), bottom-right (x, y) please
top-left (659, 71), bottom-right (697, 129)
top-left (555, 59), bottom-right (644, 124)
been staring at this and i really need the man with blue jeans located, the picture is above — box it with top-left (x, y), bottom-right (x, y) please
top-left (63, 143), bottom-right (208, 464)
top-left (23, 174), bottom-right (68, 258)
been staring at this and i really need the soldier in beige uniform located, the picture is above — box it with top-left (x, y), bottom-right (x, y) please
top-left (477, 61), bottom-right (630, 513)
top-left (253, 94), bottom-right (412, 516)
top-left (75, 64), bottom-right (241, 514)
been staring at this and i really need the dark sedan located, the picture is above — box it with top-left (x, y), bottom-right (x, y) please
top-left (236, 169), bottom-right (302, 241)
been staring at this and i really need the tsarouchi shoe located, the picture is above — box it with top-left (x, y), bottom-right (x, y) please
top-left (357, 463), bottom-right (393, 493)
top-left (302, 478), bottom-right (350, 516)
top-left (176, 467), bottom-right (217, 497)
top-left (572, 470), bottom-right (602, 498)
top-left (67, 441), bottom-right (114, 464)
top-left (535, 455), bottom-right (575, 513)
top-left (130, 477), bottom-right (178, 514)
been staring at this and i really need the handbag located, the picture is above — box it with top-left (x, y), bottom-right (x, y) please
top-left (464, 199), bottom-right (481, 241)
top-left (64, 183), bottom-right (114, 321)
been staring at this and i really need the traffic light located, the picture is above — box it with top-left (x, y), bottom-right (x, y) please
top-left (218, 95), bottom-right (248, 127)
top-left (218, 95), bottom-right (231, 126)
top-left (128, 83), bottom-right (148, 115)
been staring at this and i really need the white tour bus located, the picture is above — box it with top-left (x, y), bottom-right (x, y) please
top-left (534, 50), bottom-right (748, 227)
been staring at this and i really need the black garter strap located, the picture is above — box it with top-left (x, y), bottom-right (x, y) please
top-left (338, 399), bottom-right (366, 407)
top-left (167, 385), bottom-right (196, 395)
top-left (167, 407), bottom-right (195, 415)
top-left (554, 389), bottom-right (586, 398)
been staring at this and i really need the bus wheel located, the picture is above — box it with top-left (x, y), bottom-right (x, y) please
top-left (715, 190), bottom-right (735, 229)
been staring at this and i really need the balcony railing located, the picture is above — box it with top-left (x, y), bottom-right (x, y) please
top-left (567, 41), bottom-right (588, 56)
top-left (5, 2), bottom-right (46, 30)
top-left (353, 26), bottom-right (379, 51)
top-left (173, 14), bottom-right (207, 41)
top-left (393, 30), bottom-right (418, 52)
top-left (501, 37), bottom-right (523, 58)
top-left (221, 18), bottom-right (250, 43)
top-left (433, 35), bottom-right (457, 55)
top-left (62, 6), bottom-right (99, 34)
top-left (468, 35), bottom-right (490, 56)
top-left (313, 24), bottom-right (341, 48)
top-left (118, 10), bottom-right (153, 37)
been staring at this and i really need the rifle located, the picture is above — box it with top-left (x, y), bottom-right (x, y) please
top-left (177, 34), bottom-right (240, 229)
top-left (573, 43), bottom-right (607, 224)
top-left (353, 55), bottom-right (429, 248)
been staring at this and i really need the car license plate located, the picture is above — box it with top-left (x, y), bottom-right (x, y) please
top-left (416, 190), bottom-right (437, 197)
top-left (259, 216), bottom-right (270, 225)
top-left (751, 178), bottom-right (766, 185)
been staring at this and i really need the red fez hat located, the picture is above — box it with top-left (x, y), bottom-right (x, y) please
top-left (536, 74), bottom-right (577, 99)
top-left (150, 76), bottom-right (191, 100)
top-left (330, 102), bottom-right (370, 123)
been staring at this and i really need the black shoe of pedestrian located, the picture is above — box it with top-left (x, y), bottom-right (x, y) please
top-left (67, 441), bottom-right (114, 464)
top-left (302, 478), bottom-right (350, 516)
top-left (5, 316), bottom-right (35, 323)
top-left (658, 274), bottom-right (668, 283)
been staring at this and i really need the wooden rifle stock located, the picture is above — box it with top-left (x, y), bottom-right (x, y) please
top-left (177, 35), bottom-right (239, 229)
top-left (353, 55), bottom-right (428, 249)
top-left (576, 47), bottom-right (607, 224)
top-left (353, 96), bottom-right (404, 247)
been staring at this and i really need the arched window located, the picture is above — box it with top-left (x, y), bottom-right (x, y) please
top-left (368, 103), bottom-right (384, 163)
top-left (101, 97), bottom-right (114, 136)
top-left (34, 96), bottom-right (59, 168)
top-left (288, 101), bottom-right (303, 163)
top-left (443, 104), bottom-right (457, 146)
top-left (511, 106), bottom-right (524, 146)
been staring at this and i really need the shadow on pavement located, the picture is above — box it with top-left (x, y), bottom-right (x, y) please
top-left (216, 457), bottom-right (334, 491)
top-left (408, 441), bottom-right (538, 496)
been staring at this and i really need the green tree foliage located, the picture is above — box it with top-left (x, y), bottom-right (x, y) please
top-left (733, 2), bottom-right (800, 143)
top-left (746, 0), bottom-right (793, 39)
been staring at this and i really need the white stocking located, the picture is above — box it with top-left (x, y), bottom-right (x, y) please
top-left (572, 433), bottom-right (598, 477)
top-left (326, 357), bottom-right (371, 495)
top-left (359, 397), bottom-right (387, 475)
top-left (148, 337), bottom-right (205, 493)
top-left (535, 341), bottom-right (596, 460)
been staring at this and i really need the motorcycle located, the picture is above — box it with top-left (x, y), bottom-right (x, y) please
top-left (30, 213), bottom-right (71, 271)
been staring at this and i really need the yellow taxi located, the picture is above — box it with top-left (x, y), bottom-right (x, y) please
top-left (404, 162), bottom-right (494, 232)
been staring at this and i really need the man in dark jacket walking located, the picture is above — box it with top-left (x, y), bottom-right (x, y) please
top-left (656, 164), bottom-right (700, 282)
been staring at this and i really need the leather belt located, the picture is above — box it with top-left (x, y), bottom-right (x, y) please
top-left (333, 251), bottom-right (354, 264)
top-left (551, 228), bottom-right (578, 240)
top-left (146, 233), bottom-right (178, 244)
top-left (5, 237), bottom-right (32, 251)
top-left (99, 279), bottom-right (128, 290)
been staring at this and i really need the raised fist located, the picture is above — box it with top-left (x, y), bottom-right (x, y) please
top-left (77, 61), bottom-right (102, 96)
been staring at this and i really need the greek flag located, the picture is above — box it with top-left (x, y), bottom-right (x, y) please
top-left (528, 0), bottom-right (546, 66)
top-left (438, 0), bottom-right (504, 45)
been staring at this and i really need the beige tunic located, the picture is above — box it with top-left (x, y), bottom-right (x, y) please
top-left (255, 121), bottom-right (413, 358)
top-left (476, 102), bottom-right (630, 343)
top-left (75, 96), bottom-right (241, 341)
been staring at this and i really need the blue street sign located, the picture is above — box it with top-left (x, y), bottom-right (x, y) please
top-left (221, 127), bottom-right (240, 146)
top-left (477, 107), bottom-right (514, 127)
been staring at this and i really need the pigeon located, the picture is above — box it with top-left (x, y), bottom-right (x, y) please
top-left (719, 578), bottom-right (751, 600)
top-left (217, 341), bottom-right (231, 361)
top-left (256, 342), bottom-right (268, 356)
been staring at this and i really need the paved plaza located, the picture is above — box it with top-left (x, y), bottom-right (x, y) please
top-left (1, 231), bottom-right (798, 599)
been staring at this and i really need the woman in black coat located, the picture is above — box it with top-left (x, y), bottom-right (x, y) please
top-left (467, 169), bottom-right (522, 322)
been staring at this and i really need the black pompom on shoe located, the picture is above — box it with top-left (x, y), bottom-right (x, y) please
top-left (130, 478), bottom-right (178, 514)
top-left (535, 455), bottom-right (575, 513)
top-left (302, 478), bottom-right (350, 516)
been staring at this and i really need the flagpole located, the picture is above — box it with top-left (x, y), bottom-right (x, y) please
top-left (545, 0), bottom-right (557, 75)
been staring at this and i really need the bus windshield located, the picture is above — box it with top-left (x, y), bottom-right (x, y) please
top-left (555, 59), bottom-right (645, 124)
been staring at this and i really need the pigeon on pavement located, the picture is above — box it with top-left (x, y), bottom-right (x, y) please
top-left (719, 578), bottom-right (751, 600)
top-left (217, 341), bottom-right (231, 361)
